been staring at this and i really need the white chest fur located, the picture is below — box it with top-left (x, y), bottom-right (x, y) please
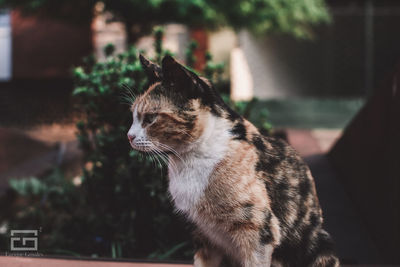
top-left (168, 114), bottom-right (231, 215)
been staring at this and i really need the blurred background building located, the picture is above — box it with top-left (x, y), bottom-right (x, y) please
top-left (2, 0), bottom-right (400, 99)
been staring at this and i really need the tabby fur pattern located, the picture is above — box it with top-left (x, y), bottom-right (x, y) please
top-left (127, 55), bottom-right (339, 267)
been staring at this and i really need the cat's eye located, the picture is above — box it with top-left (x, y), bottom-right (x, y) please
top-left (143, 113), bottom-right (157, 125)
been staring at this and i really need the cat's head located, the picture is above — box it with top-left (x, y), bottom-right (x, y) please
top-left (127, 55), bottom-right (237, 154)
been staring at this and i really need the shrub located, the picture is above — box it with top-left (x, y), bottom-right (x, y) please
top-left (0, 0), bottom-right (331, 41)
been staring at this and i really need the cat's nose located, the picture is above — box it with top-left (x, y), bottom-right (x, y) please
top-left (127, 133), bottom-right (136, 143)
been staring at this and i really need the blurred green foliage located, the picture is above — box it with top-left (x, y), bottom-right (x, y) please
top-left (2, 28), bottom-right (271, 260)
top-left (0, 0), bottom-right (95, 22)
top-left (0, 0), bottom-right (331, 39)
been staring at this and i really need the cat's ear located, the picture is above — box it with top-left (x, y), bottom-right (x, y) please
top-left (139, 54), bottom-right (163, 82)
top-left (161, 55), bottom-right (201, 95)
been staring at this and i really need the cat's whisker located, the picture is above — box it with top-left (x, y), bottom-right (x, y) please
top-left (156, 147), bottom-right (179, 176)
top-left (145, 151), bottom-right (155, 166)
top-left (120, 84), bottom-right (137, 106)
top-left (151, 151), bottom-right (164, 175)
top-left (150, 148), bottom-right (172, 176)
top-left (121, 94), bottom-right (134, 103)
top-left (153, 144), bottom-right (186, 171)
top-left (119, 92), bottom-right (135, 105)
top-left (120, 96), bottom-right (135, 106)
top-left (151, 146), bottom-right (178, 176)
top-left (153, 150), bottom-right (168, 169)
top-left (121, 87), bottom-right (133, 97)
top-left (148, 151), bottom-right (163, 174)
top-left (152, 141), bottom-right (185, 163)
top-left (121, 83), bottom-right (137, 99)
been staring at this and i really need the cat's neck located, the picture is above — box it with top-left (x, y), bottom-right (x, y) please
top-left (171, 113), bottom-right (231, 164)
top-left (167, 113), bottom-right (232, 213)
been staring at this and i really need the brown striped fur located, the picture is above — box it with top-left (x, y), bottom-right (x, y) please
top-left (127, 55), bottom-right (339, 267)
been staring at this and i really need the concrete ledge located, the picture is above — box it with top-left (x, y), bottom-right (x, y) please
top-left (0, 256), bottom-right (192, 267)
top-left (1, 256), bottom-right (399, 267)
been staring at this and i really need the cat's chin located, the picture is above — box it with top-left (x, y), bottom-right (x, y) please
top-left (129, 142), bottom-right (171, 154)
top-left (129, 143), bottom-right (152, 152)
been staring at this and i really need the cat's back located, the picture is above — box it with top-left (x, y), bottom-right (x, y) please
top-left (252, 131), bottom-right (323, 225)
top-left (205, 118), bottom-right (324, 234)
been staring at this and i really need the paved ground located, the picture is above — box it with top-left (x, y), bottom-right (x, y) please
top-left (0, 124), bottom-right (81, 193)
top-left (0, 257), bottom-right (190, 267)
top-left (0, 256), bottom-right (397, 267)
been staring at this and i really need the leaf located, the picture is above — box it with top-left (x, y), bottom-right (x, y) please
top-left (72, 87), bottom-right (88, 95)
top-left (149, 242), bottom-right (188, 260)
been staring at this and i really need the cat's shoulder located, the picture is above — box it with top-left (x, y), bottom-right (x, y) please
top-left (233, 119), bottom-right (306, 172)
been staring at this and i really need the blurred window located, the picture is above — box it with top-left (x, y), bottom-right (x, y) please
top-left (0, 9), bottom-right (11, 81)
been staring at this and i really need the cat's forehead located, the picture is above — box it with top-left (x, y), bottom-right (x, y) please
top-left (131, 98), bottom-right (160, 114)
top-left (131, 85), bottom-right (174, 114)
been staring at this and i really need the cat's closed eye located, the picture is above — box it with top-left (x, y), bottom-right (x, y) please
top-left (143, 113), bottom-right (157, 125)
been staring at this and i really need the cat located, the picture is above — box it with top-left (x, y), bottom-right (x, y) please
top-left (127, 54), bottom-right (339, 267)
